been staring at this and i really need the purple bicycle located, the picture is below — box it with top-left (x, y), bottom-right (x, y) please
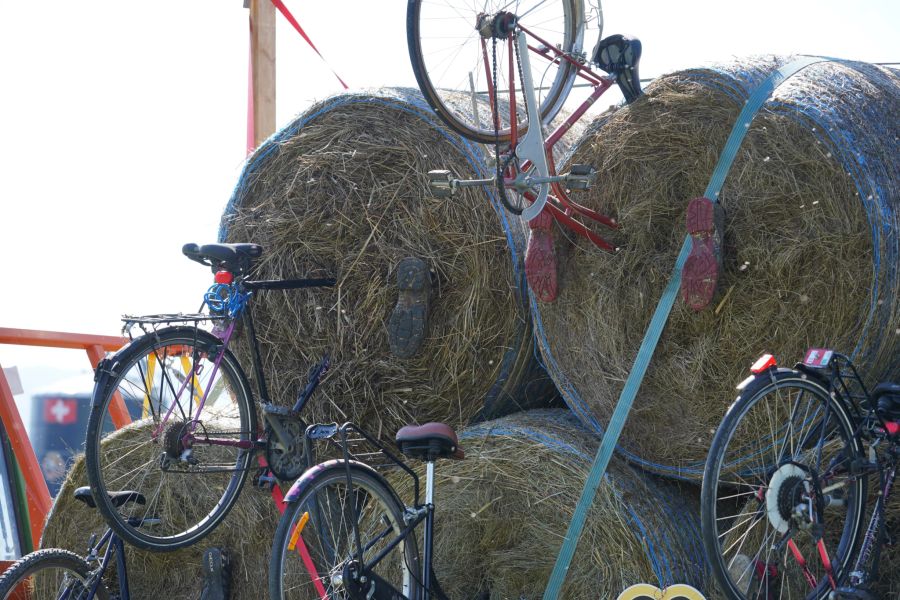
top-left (84, 243), bottom-right (334, 552)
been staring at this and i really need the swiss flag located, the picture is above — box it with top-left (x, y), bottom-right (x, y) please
top-left (43, 398), bottom-right (78, 425)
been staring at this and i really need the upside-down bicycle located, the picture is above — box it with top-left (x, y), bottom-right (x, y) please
top-left (84, 242), bottom-right (334, 552)
top-left (702, 348), bottom-right (900, 599)
top-left (407, 0), bottom-right (644, 302)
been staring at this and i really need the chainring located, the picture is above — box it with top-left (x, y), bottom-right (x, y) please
top-left (265, 417), bottom-right (307, 481)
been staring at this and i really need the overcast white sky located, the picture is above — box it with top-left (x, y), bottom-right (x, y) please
top-left (0, 0), bottom-right (897, 387)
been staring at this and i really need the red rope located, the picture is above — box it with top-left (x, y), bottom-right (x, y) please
top-left (269, 0), bottom-right (349, 89)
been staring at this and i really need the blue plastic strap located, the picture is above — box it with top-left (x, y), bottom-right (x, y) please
top-left (543, 55), bottom-right (829, 599)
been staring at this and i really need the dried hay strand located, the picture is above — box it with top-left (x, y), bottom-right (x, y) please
top-left (388, 409), bottom-right (709, 599)
top-left (41, 422), bottom-right (279, 600)
top-left (219, 89), bottom-right (556, 439)
top-left (531, 57), bottom-right (900, 478)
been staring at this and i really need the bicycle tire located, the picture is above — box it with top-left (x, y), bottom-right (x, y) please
top-left (407, 0), bottom-right (583, 144)
top-left (85, 326), bottom-right (257, 552)
top-left (269, 461), bottom-right (422, 600)
top-left (0, 548), bottom-right (110, 600)
top-left (701, 369), bottom-right (867, 600)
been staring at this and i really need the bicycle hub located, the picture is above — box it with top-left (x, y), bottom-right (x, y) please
top-left (476, 11), bottom-right (517, 39)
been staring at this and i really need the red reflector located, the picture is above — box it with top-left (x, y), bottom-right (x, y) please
top-left (215, 271), bottom-right (234, 284)
top-left (750, 354), bottom-right (777, 374)
top-left (886, 422), bottom-right (900, 436)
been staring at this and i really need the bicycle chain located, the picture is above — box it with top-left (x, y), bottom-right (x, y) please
top-left (492, 29), bottom-right (526, 215)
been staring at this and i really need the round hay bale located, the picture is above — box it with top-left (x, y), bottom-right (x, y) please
top-left (389, 409), bottom-right (709, 599)
top-left (531, 57), bottom-right (900, 479)
top-left (219, 88), bottom-right (557, 439)
top-left (40, 423), bottom-right (279, 600)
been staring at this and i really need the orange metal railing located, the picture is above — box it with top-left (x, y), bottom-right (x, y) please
top-left (0, 327), bottom-right (126, 549)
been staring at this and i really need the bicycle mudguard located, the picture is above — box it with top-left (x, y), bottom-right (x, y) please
top-left (283, 459), bottom-right (400, 506)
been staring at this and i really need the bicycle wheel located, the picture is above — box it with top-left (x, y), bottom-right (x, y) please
top-left (85, 326), bottom-right (256, 552)
top-left (269, 461), bottom-right (421, 600)
top-left (408, 0), bottom-right (583, 143)
top-left (0, 548), bottom-right (109, 600)
top-left (701, 370), bottom-right (867, 599)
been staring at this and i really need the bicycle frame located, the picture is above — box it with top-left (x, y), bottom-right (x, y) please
top-left (83, 528), bottom-right (130, 600)
top-left (493, 25), bottom-right (620, 249)
top-left (295, 423), bottom-right (437, 600)
top-left (130, 276), bottom-right (335, 466)
top-left (777, 353), bottom-right (898, 595)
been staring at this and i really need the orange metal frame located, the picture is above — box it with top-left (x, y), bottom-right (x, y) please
top-left (0, 328), bottom-right (126, 549)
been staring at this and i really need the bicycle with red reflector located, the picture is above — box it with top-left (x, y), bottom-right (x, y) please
top-left (701, 348), bottom-right (900, 599)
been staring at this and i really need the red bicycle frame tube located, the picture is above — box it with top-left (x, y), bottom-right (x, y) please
top-left (479, 23), bottom-right (618, 249)
top-left (787, 539), bottom-right (835, 591)
top-left (480, 38), bottom-right (497, 129)
top-left (508, 35), bottom-right (518, 148)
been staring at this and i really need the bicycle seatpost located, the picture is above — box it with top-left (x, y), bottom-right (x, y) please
top-left (423, 460), bottom-right (436, 597)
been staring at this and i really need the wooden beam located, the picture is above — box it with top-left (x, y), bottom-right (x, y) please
top-left (250, 0), bottom-right (276, 148)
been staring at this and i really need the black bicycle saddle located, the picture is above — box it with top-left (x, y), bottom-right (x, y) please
top-left (182, 242), bottom-right (262, 274)
top-left (74, 486), bottom-right (146, 509)
top-left (592, 34), bottom-right (643, 104)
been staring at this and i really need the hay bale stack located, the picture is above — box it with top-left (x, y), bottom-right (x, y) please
top-left (389, 409), bottom-right (709, 599)
top-left (532, 57), bottom-right (900, 478)
top-left (40, 424), bottom-right (279, 600)
top-left (219, 88), bottom-right (556, 438)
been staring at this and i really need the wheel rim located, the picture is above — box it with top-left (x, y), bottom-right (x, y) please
top-left (89, 334), bottom-right (252, 546)
top-left (411, 0), bottom-right (582, 142)
top-left (707, 379), bottom-right (864, 599)
top-left (275, 472), bottom-right (414, 599)
top-left (1, 559), bottom-right (92, 600)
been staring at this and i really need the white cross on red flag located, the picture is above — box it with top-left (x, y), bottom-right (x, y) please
top-left (43, 398), bottom-right (77, 425)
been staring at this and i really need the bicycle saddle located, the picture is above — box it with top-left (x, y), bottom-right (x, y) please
top-left (873, 381), bottom-right (900, 420)
top-left (74, 486), bottom-right (146, 509)
top-left (183, 242), bottom-right (262, 274)
top-left (592, 34), bottom-right (643, 104)
top-left (396, 423), bottom-right (465, 461)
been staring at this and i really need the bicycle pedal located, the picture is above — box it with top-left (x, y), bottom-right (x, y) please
top-left (565, 164), bottom-right (596, 190)
top-left (307, 423), bottom-right (339, 440)
top-left (254, 472), bottom-right (278, 490)
top-left (262, 403), bottom-right (292, 417)
top-left (427, 170), bottom-right (456, 198)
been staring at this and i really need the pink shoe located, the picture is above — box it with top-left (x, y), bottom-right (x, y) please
top-left (681, 196), bottom-right (725, 311)
top-left (524, 208), bottom-right (558, 303)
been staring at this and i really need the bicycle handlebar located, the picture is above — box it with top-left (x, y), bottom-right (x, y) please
top-left (243, 278), bottom-right (337, 291)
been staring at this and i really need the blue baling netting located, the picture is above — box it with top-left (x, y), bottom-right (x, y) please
top-left (529, 57), bottom-right (900, 480)
top-left (461, 409), bottom-right (708, 590)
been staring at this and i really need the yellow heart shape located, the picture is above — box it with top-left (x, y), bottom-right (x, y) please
top-left (616, 583), bottom-right (707, 600)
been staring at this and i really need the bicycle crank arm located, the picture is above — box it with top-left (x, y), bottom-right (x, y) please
top-left (515, 30), bottom-right (551, 222)
top-left (510, 165), bottom-right (596, 191)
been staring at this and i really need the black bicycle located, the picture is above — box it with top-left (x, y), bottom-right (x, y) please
top-left (84, 243), bottom-right (335, 552)
top-left (701, 348), bottom-right (900, 599)
top-left (268, 420), bottom-right (464, 599)
top-left (0, 487), bottom-right (151, 600)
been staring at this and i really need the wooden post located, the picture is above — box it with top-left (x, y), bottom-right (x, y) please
top-left (249, 0), bottom-right (276, 148)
